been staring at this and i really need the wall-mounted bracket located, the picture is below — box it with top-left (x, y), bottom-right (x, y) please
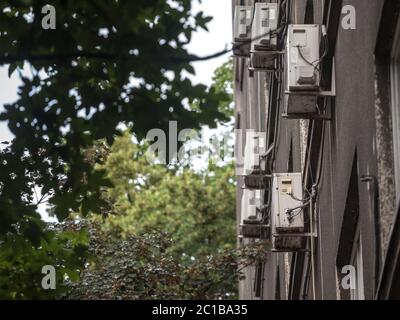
top-left (282, 58), bottom-right (336, 120)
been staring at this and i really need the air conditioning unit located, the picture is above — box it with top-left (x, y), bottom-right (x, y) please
top-left (284, 25), bottom-right (326, 118)
top-left (241, 189), bottom-right (264, 223)
top-left (233, 5), bottom-right (252, 57)
top-left (243, 131), bottom-right (267, 176)
top-left (240, 189), bottom-right (269, 239)
top-left (287, 25), bottom-right (321, 91)
top-left (249, 2), bottom-right (279, 71)
top-left (271, 173), bottom-right (305, 251)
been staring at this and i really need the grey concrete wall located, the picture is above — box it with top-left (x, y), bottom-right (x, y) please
top-left (234, 0), bottom-right (398, 300)
top-left (327, 0), bottom-right (384, 299)
top-left (275, 0), bottom-right (393, 300)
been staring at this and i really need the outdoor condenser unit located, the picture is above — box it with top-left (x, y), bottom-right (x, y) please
top-left (243, 131), bottom-right (267, 176)
top-left (233, 5), bottom-right (253, 57)
top-left (240, 189), bottom-right (269, 239)
top-left (271, 173), bottom-right (305, 251)
top-left (284, 24), bottom-right (323, 118)
top-left (249, 2), bottom-right (279, 71)
top-left (241, 189), bottom-right (264, 223)
top-left (287, 25), bottom-right (321, 91)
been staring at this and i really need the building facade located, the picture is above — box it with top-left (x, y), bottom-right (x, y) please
top-left (234, 0), bottom-right (400, 300)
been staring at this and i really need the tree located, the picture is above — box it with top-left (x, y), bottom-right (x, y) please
top-left (211, 59), bottom-right (234, 118)
top-left (65, 107), bottom-right (267, 300)
top-left (0, 0), bottom-right (229, 243)
top-left (65, 56), bottom-right (239, 298)
top-left (191, 59), bottom-right (233, 119)
top-left (0, 1), bottom-right (231, 298)
top-left (92, 131), bottom-right (235, 258)
top-left (66, 222), bottom-right (269, 300)
top-left (0, 219), bottom-right (88, 299)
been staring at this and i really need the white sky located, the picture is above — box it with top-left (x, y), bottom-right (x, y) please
top-left (0, 67), bottom-right (20, 143)
top-left (0, 0), bottom-right (232, 220)
top-left (188, 0), bottom-right (232, 84)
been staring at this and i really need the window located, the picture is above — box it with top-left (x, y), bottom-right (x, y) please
top-left (336, 153), bottom-right (363, 300)
top-left (350, 234), bottom-right (365, 300)
top-left (390, 18), bottom-right (400, 202)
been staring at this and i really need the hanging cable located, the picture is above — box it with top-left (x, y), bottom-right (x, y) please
top-left (314, 116), bottom-right (326, 188)
top-left (289, 192), bottom-right (311, 203)
top-left (307, 120), bottom-right (316, 186)
top-left (233, 0), bottom-right (290, 55)
top-left (309, 197), bottom-right (316, 300)
top-left (249, 1), bottom-right (257, 30)
top-left (295, 30), bottom-right (329, 86)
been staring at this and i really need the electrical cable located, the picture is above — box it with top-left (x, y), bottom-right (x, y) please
top-left (304, 102), bottom-right (328, 301)
top-left (286, 207), bottom-right (304, 221)
top-left (286, 202), bottom-right (310, 216)
top-left (295, 32), bottom-right (329, 87)
top-left (296, 46), bottom-right (321, 72)
top-left (249, 1), bottom-right (257, 30)
top-left (229, 0), bottom-right (291, 59)
top-left (307, 120), bottom-right (316, 186)
top-left (234, 0), bottom-right (290, 55)
top-left (315, 112), bottom-right (327, 188)
top-left (243, 0), bottom-right (292, 234)
top-left (309, 197), bottom-right (316, 300)
top-left (289, 192), bottom-right (310, 203)
top-left (270, 54), bottom-right (283, 172)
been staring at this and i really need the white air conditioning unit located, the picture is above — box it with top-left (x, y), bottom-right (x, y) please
top-left (250, 2), bottom-right (279, 71)
top-left (240, 188), bottom-right (269, 239)
top-left (233, 5), bottom-right (253, 57)
top-left (243, 131), bottom-right (267, 176)
top-left (287, 25), bottom-right (321, 91)
top-left (284, 24), bottom-right (326, 118)
top-left (241, 189), bottom-right (264, 224)
top-left (271, 173), bottom-right (305, 251)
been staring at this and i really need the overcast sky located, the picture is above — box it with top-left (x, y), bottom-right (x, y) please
top-left (0, 0), bottom-right (232, 143)
top-left (189, 0), bottom-right (232, 84)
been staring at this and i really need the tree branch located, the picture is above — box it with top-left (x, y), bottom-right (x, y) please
top-left (0, 47), bottom-right (232, 66)
top-left (0, 52), bottom-right (116, 64)
top-left (173, 47), bottom-right (231, 63)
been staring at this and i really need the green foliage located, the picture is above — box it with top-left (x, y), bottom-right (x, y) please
top-left (67, 222), bottom-right (269, 300)
top-left (0, 55), bottom-right (237, 299)
top-left (0, 1), bottom-right (232, 299)
top-left (0, 0), bottom-right (238, 298)
top-left (63, 58), bottom-right (244, 300)
top-left (65, 130), bottom-right (269, 300)
top-left (0, 220), bottom-right (88, 299)
top-left (95, 132), bottom-right (236, 258)
top-left (211, 59), bottom-right (234, 118)
top-left (191, 59), bottom-right (233, 118)
top-left (0, 0), bottom-right (228, 239)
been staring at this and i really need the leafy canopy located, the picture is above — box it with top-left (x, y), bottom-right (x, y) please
top-left (67, 223), bottom-right (269, 300)
top-left (93, 131), bottom-right (236, 258)
top-left (0, 1), bottom-right (232, 299)
top-left (0, 0), bottom-right (229, 245)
